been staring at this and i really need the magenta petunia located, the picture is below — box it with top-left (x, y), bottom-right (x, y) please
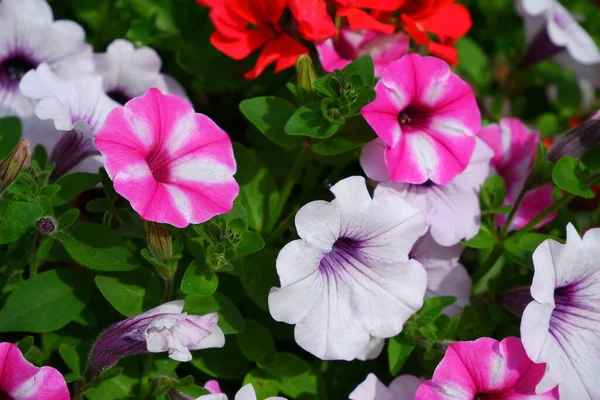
top-left (0, 342), bottom-right (69, 400)
top-left (95, 88), bottom-right (239, 228)
top-left (360, 54), bottom-right (480, 185)
top-left (415, 337), bottom-right (559, 399)
top-left (316, 29), bottom-right (409, 77)
top-left (479, 118), bottom-right (555, 231)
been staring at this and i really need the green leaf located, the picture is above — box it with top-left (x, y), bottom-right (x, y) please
top-left (239, 97), bottom-right (304, 149)
top-left (0, 269), bottom-right (92, 332)
top-left (341, 55), bottom-right (375, 87)
top-left (237, 320), bottom-right (275, 362)
top-left (311, 116), bottom-right (376, 155)
top-left (59, 344), bottom-right (81, 375)
top-left (65, 222), bottom-right (140, 271)
top-left (285, 102), bottom-right (343, 139)
top-left (504, 232), bottom-right (552, 269)
top-left (462, 225), bottom-right (495, 249)
top-left (0, 199), bottom-right (43, 244)
top-left (537, 113), bottom-right (560, 136)
top-left (0, 117), bottom-right (21, 159)
top-left (480, 174), bottom-right (506, 209)
top-left (57, 209), bottom-right (80, 229)
top-left (279, 372), bottom-right (318, 398)
top-left (185, 293), bottom-right (246, 334)
top-left (95, 267), bottom-right (162, 317)
top-left (54, 173), bottom-right (100, 205)
top-left (86, 198), bottom-right (114, 213)
top-left (233, 143), bottom-right (279, 233)
top-left (552, 156), bottom-right (594, 198)
top-left (241, 248), bottom-right (280, 311)
top-left (388, 334), bottom-right (415, 375)
top-left (180, 260), bottom-right (219, 296)
top-left (191, 339), bottom-right (251, 379)
top-left (84, 374), bottom-right (138, 400)
top-left (456, 37), bottom-right (491, 89)
top-left (243, 370), bottom-right (280, 399)
top-left (417, 296), bottom-right (457, 323)
top-left (235, 231), bottom-right (265, 259)
top-left (259, 352), bottom-right (311, 378)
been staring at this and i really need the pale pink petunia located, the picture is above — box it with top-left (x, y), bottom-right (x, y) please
top-left (360, 54), bottom-right (480, 185)
top-left (356, 337), bottom-right (386, 361)
top-left (349, 373), bottom-right (423, 400)
top-left (521, 224), bottom-right (600, 399)
top-left (268, 176), bottom-right (428, 361)
top-left (479, 118), bottom-right (555, 231)
top-left (415, 337), bottom-right (559, 399)
top-left (0, 342), bottom-right (69, 400)
top-left (410, 232), bottom-right (471, 317)
top-left (316, 29), bottom-right (409, 77)
top-left (197, 383), bottom-right (286, 400)
top-left (369, 138), bottom-right (494, 246)
top-left (95, 88), bottom-right (239, 228)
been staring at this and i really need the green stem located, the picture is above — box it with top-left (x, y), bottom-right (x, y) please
top-left (499, 184), bottom-right (528, 239)
top-left (29, 233), bottom-right (41, 277)
top-left (73, 380), bottom-right (85, 400)
top-left (265, 146), bottom-right (310, 234)
top-left (163, 277), bottom-right (174, 302)
top-left (266, 210), bottom-right (295, 246)
top-left (520, 193), bottom-right (575, 233)
top-left (139, 354), bottom-right (155, 399)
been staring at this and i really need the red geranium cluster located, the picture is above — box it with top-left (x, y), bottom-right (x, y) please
top-left (196, 0), bottom-right (472, 78)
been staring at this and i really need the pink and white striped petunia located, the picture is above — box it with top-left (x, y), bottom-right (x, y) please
top-left (479, 118), bottom-right (555, 231)
top-left (521, 224), bottom-right (600, 399)
top-left (360, 54), bottom-right (481, 185)
top-left (415, 337), bottom-right (559, 399)
top-left (95, 88), bottom-right (239, 228)
top-left (350, 373), bottom-right (423, 400)
top-left (0, 342), bottom-right (69, 400)
top-left (197, 383), bottom-right (286, 400)
top-left (316, 29), bottom-right (409, 77)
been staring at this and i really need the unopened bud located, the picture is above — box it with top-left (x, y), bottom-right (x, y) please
top-left (35, 216), bottom-right (57, 235)
top-left (547, 117), bottom-right (600, 163)
top-left (296, 54), bottom-right (317, 103)
top-left (0, 140), bottom-right (31, 194)
top-left (144, 221), bottom-right (173, 266)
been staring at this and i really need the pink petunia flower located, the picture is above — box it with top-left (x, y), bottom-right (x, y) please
top-left (479, 118), bottom-right (555, 231)
top-left (366, 138), bottom-right (494, 246)
top-left (350, 373), bottom-right (423, 400)
top-left (95, 88), bottom-right (239, 228)
top-left (415, 337), bottom-right (559, 399)
top-left (197, 383), bottom-right (286, 400)
top-left (521, 224), bottom-right (600, 399)
top-left (360, 54), bottom-right (480, 185)
top-left (316, 29), bottom-right (409, 77)
top-left (0, 342), bottom-right (69, 400)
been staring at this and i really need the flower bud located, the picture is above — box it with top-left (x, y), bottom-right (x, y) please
top-left (296, 54), bottom-right (317, 103)
top-left (144, 221), bottom-right (173, 266)
top-left (0, 140), bottom-right (31, 194)
top-left (35, 216), bottom-right (57, 235)
top-left (546, 117), bottom-right (600, 163)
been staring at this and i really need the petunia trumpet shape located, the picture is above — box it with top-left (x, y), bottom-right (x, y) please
top-left (349, 373), bottom-right (423, 400)
top-left (521, 224), bottom-right (600, 399)
top-left (415, 337), bottom-right (559, 399)
top-left (361, 54), bottom-right (480, 185)
top-left (518, 0), bottom-right (600, 85)
top-left (197, 0), bottom-right (309, 79)
top-left (0, 342), bottom-right (69, 400)
top-left (95, 88), bottom-right (239, 228)
top-left (366, 138), bottom-right (493, 246)
top-left (479, 118), bottom-right (555, 230)
top-left (94, 39), bottom-right (189, 105)
top-left (316, 28), bottom-right (409, 77)
top-left (0, 0), bottom-right (93, 147)
top-left (86, 300), bottom-right (224, 380)
top-left (197, 383), bottom-right (286, 400)
top-left (268, 176), bottom-right (428, 360)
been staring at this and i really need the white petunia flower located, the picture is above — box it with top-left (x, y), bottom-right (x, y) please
top-left (521, 223), bottom-right (600, 399)
top-left (268, 176), bottom-right (428, 361)
top-left (349, 373), bottom-right (423, 400)
top-left (0, 0), bottom-right (93, 143)
top-left (94, 39), bottom-right (189, 104)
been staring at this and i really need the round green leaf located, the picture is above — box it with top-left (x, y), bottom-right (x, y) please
top-left (0, 200), bottom-right (43, 244)
top-left (180, 260), bottom-right (219, 296)
top-left (95, 268), bottom-right (162, 317)
top-left (190, 340), bottom-right (251, 379)
top-left (237, 320), bottom-right (275, 362)
top-left (552, 156), bottom-right (595, 198)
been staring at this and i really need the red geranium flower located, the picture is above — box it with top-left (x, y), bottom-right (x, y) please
top-left (197, 0), bottom-right (309, 79)
top-left (289, 0), bottom-right (338, 42)
top-left (334, 0), bottom-right (403, 34)
top-left (399, 0), bottom-right (472, 65)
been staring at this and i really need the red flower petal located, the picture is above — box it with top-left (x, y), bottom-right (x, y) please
top-left (228, 0), bottom-right (286, 26)
top-left (210, 28), bottom-right (273, 60)
top-left (290, 0), bottom-right (338, 42)
top-left (401, 14), bottom-right (430, 45)
top-left (355, 0), bottom-right (404, 12)
top-left (418, 3), bottom-right (472, 38)
top-left (337, 8), bottom-right (395, 34)
top-left (428, 41), bottom-right (458, 65)
top-left (244, 34), bottom-right (308, 79)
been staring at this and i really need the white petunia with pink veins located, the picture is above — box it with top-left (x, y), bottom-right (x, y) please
top-left (95, 88), bottom-right (239, 228)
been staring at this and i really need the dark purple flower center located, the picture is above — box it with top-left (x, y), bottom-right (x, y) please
top-left (397, 105), bottom-right (431, 128)
top-left (0, 390), bottom-right (11, 400)
top-left (49, 129), bottom-right (99, 180)
top-left (107, 89), bottom-right (130, 105)
top-left (319, 237), bottom-right (364, 276)
top-left (0, 55), bottom-right (37, 88)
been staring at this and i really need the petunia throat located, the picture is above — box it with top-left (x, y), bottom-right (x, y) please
top-left (0, 55), bottom-right (37, 88)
